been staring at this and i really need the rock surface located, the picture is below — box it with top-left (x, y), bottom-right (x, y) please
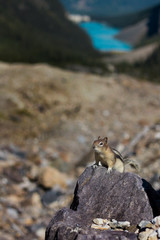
top-left (45, 166), bottom-right (158, 240)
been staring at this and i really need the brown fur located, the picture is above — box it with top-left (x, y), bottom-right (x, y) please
top-left (92, 137), bottom-right (139, 173)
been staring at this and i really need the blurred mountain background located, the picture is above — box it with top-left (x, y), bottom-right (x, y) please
top-left (60, 0), bottom-right (160, 16)
top-left (0, 1), bottom-right (160, 240)
top-left (0, 0), bottom-right (100, 66)
top-left (0, 0), bottom-right (159, 77)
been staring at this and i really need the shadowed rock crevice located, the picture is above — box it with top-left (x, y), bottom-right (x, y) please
top-left (142, 179), bottom-right (160, 216)
top-left (70, 183), bottom-right (79, 211)
top-left (45, 166), bottom-right (160, 240)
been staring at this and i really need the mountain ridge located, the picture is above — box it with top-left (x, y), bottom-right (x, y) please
top-left (60, 0), bottom-right (160, 17)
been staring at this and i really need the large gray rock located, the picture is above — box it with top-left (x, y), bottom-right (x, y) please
top-left (45, 208), bottom-right (137, 240)
top-left (45, 166), bottom-right (159, 240)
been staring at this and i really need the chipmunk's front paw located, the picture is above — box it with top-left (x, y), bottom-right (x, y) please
top-left (92, 164), bottom-right (98, 169)
top-left (107, 167), bottom-right (112, 173)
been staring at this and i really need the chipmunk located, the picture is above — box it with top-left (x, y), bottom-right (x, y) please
top-left (92, 136), bottom-right (139, 173)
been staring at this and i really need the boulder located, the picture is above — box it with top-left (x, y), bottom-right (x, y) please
top-left (38, 166), bottom-right (68, 189)
top-left (45, 166), bottom-right (159, 240)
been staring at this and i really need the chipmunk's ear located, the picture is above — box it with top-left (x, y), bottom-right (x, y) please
top-left (98, 136), bottom-right (101, 140)
top-left (104, 137), bottom-right (108, 143)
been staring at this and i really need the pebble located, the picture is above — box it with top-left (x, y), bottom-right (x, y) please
top-left (42, 189), bottom-right (64, 205)
top-left (152, 216), bottom-right (160, 227)
top-left (91, 223), bottom-right (110, 230)
top-left (148, 231), bottom-right (158, 240)
top-left (109, 219), bottom-right (130, 229)
top-left (19, 177), bottom-right (36, 191)
top-left (70, 226), bottom-right (82, 233)
top-left (154, 132), bottom-right (160, 139)
top-left (117, 221), bottom-right (130, 228)
top-left (102, 110), bottom-right (110, 117)
top-left (138, 228), bottom-right (155, 240)
top-left (138, 220), bottom-right (153, 229)
top-left (35, 227), bottom-right (46, 239)
top-left (7, 208), bottom-right (18, 219)
top-left (157, 228), bottom-right (160, 238)
top-left (27, 165), bottom-right (39, 180)
top-left (31, 193), bottom-right (42, 208)
top-left (108, 221), bottom-right (118, 229)
top-left (112, 219), bottom-right (117, 223)
top-left (93, 218), bottom-right (105, 225)
top-left (0, 150), bottom-right (7, 160)
top-left (22, 217), bottom-right (34, 226)
top-left (1, 178), bottom-right (8, 185)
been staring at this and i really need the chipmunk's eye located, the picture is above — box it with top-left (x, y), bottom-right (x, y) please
top-left (99, 142), bottom-right (103, 146)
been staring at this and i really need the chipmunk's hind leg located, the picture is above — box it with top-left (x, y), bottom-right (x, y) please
top-left (105, 157), bottom-right (116, 173)
top-left (107, 167), bottom-right (113, 173)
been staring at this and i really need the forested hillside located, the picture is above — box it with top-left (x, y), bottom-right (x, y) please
top-left (0, 0), bottom-right (99, 66)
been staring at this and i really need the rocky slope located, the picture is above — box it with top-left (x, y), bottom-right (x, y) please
top-left (0, 62), bottom-right (160, 239)
top-left (105, 43), bottom-right (158, 64)
top-left (0, 62), bottom-right (160, 145)
top-left (134, 44), bottom-right (160, 82)
top-left (115, 4), bottom-right (160, 45)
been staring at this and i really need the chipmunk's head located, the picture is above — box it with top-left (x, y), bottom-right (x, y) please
top-left (92, 136), bottom-right (108, 152)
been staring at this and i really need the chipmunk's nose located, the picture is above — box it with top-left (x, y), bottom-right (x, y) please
top-left (92, 145), bottom-right (95, 149)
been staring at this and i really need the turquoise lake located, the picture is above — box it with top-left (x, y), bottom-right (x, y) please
top-left (79, 21), bottom-right (132, 52)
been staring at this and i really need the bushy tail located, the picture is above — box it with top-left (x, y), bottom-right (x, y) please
top-left (123, 158), bottom-right (140, 172)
